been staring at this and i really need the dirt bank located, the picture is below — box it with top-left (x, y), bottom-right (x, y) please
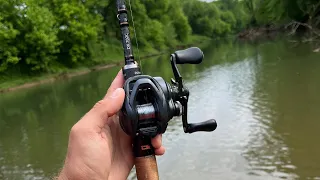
top-left (237, 25), bottom-right (282, 40)
top-left (0, 64), bottom-right (120, 94)
top-left (0, 52), bottom-right (166, 94)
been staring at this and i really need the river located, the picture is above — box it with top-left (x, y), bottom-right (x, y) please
top-left (1, 37), bottom-right (320, 180)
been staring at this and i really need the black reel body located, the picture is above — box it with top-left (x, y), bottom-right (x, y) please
top-left (119, 47), bottom-right (218, 139)
top-left (120, 75), bottom-right (174, 138)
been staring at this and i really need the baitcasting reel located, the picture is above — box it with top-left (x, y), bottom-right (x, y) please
top-left (119, 47), bottom-right (218, 140)
top-left (116, 1), bottom-right (217, 160)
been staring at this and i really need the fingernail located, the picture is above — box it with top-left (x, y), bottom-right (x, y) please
top-left (110, 88), bottom-right (122, 98)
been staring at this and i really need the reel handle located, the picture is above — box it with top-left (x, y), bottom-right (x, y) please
top-left (186, 119), bottom-right (217, 133)
top-left (174, 47), bottom-right (204, 64)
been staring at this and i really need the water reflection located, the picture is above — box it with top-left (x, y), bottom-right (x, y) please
top-left (1, 37), bottom-right (320, 179)
top-left (243, 39), bottom-right (320, 180)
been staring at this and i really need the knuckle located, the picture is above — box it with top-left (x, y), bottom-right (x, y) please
top-left (92, 100), bottom-right (110, 120)
top-left (93, 100), bottom-right (106, 110)
top-left (70, 124), bottom-right (82, 138)
top-left (100, 111), bottom-right (109, 122)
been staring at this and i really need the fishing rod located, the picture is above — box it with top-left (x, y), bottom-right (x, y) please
top-left (116, 0), bottom-right (217, 179)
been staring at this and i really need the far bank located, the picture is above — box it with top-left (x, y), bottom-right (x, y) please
top-left (0, 35), bottom-right (211, 94)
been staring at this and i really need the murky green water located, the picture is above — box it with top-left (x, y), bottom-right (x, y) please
top-left (1, 37), bottom-right (320, 180)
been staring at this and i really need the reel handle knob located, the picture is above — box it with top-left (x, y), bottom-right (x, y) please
top-left (174, 47), bottom-right (204, 64)
top-left (186, 119), bottom-right (217, 133)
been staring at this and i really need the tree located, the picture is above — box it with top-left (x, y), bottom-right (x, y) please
top-left (0, 0), bottom-right (60, 73)
top-left (47, 0), bottom-right (103, 67)
top-left (0, 17), bottom-right (20, 72)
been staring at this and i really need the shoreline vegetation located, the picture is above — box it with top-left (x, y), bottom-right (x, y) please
top-left (236, 0), bottom-right (320, 48)
top-left (1, 0), bottom-right (319, 93)
top-left (0, 36), bottom-right (210, 93)
top-left (237, 23), bottom-right (320, 53)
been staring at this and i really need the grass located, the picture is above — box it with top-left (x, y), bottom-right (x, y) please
top-left (0, 75), bottom-right (51, 90)
top-left (0, 35), bottom-right (211, 92)
top-left (0, 66), bottom-right (92, 91)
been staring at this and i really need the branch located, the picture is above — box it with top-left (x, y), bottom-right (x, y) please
top-left (310, 1), bottom-right (320, 18)
top-left (285, 20), bottom-right (320, 37)
top-left (293, 21), bottom-right (320, 37)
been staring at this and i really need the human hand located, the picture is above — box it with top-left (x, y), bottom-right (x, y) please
top-left (56, 69), bottom-right (165, 180)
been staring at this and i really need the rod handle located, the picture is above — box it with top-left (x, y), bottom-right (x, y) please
top-left (135, 155), bottom-right (159, 180)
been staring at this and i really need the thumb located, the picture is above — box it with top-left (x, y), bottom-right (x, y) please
top-left (80, 88), bottom-right (125, 130)
top-left (95, 88), bottom-right (125, 117)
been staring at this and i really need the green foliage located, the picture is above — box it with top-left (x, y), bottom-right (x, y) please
top-left (143, 0), bottom-right (170, 19)
top-left (182, 0), bottom-right (239, 37)
top-left (254, 0), bottom-right (290, 24)
top-left (232, 3), bottom-right (250, 30)
top-left (221, 11), bottom-right (237, 29)
top-left (0, 0), bottom-right (252, 78)
top-left (23, 0), bottom-right (61, 71)
top-left (49, 0), bottom-right (103, 67)
top-left (0, 17), bottom-right (20, 72)
top-left (0, 0), bottom-right (61, 73)
top-left (243, 0), bottom-right (320, 28)
top-left (3, 0), bottom-right (318, 90)
top-left (216, 0), bottom-right (250, 30)
top-left (144, 19), bottom-right (166, 50)
top-left (169, 1), bottom-right (192, 43)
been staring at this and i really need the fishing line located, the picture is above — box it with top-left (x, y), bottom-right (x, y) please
top-left (128, 0), bottom-right (142, 71)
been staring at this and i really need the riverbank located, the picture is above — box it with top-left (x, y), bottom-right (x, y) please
top-left (0, 35), bottom-right (211, 93)
top-left (237, 23), bottom-right (320, 52)
top-left (238, 22), bottom-right (320, 40)
top-left (237, 24), bottom-right (281, 40)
